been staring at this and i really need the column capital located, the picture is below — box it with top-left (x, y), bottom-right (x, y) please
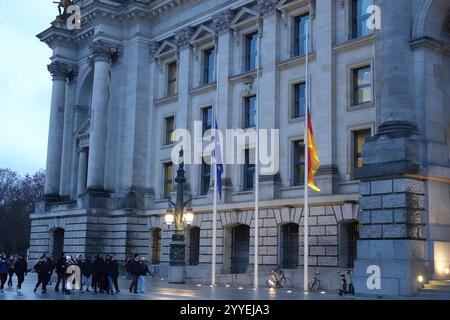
top-left (257, 0), bottom-right (279, 17)
top-left (212, 10), bottom-right (234, 34)
top-left (175, 27), bottom-right (194, 50)
top-left (47, 61), bottom-right (77, 81)
top-left (89, 40), bottom-right (123, 63)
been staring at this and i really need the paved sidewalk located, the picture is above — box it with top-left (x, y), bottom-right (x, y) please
top-left (0, 273), bottom-right (364, 301)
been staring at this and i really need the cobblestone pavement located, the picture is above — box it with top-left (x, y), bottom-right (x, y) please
top-left (0, 273), bottom-right (369, 301)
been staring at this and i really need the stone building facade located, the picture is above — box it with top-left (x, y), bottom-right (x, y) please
top-left (31, 0), bottom-right (450, 296)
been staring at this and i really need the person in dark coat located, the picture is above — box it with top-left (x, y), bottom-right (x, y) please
top-left (33, 257), bottom-right (51, 293)
top-left (14, 255), bottom-right (27, 292)
top-left (79, 255), bottom-right (93, 292)
top-left (7, 255), bottom-right (16, 288)
top-left (106, 254), bottom-right (120, 295)
top-left (54, 253), bottom-right (66, 292)
top-left (93, 253), bottom-right (107, 293)
top-left (129, 254), bottom-right (140, 294)
top-left (0, 253), bottom-right (9, 292)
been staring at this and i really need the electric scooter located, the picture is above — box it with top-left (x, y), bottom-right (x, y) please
top-left (338, 270), bottom-right (355, 296)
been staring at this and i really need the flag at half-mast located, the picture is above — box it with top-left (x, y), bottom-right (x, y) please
top-left (307, 110), bottom-right (320, 192)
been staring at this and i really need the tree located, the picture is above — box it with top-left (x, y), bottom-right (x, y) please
top-left (0, 169), bottom-right (45, 255)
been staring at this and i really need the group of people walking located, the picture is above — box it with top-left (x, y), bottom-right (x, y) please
top-left (0, 252), bottom-right (154, 295)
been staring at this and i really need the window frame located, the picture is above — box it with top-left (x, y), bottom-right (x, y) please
top-left (167, 61), bottom-right (178, 96)
top-left (200, 159), bottom-right (211, 196)
top-left (244, 95), bottom-right (257, 128)
top-left (202, 106), bottom-right (213, 135)
top-left (164, 115), bottom-right (176, 146)
top-left (202, 47), bottom-right (215, 85)
top-left (352, 65), bottom-right (372, 106)
top-left (293, 140), bottom-right (306, 186)
top-left (293, 13), bottom-right (310, 57)
top-left (352, 128), bottom-right (372, 173)
top-left (244, 149), bottom-right (255, 191)
top-left (352, 0), bottom-right (374, 39)
top-left (292, 82), bottom-right (306, 119)
top-left (244, 31), bottom-right (258, 72)
top-left (163, 161), bottom-right (174, 199)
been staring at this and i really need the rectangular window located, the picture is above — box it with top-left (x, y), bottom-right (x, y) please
top-left (245, 32), bottom-right (258, 71)
top-left (244, 95), bottom-right (257, 128)
top-left (293, 141), bottom-right (305, 186)
top-left (352, 0), bottom-right (373, 38)
top-left (353, 129), bottom-right (371, 171)
top-left (203, 48), bottom-right (215, 85)
top-left (244, 149), bottom-right (255, 191)
top-left (294, 14), bottom-right (310, 56)
top-left (165, 116), bottom-right (175, 145)
top-left (163, 162), bottom-right (173, 198)
top-left (167, 62), bottom-right (177, 96)
top-left (200, 160), bottom-right (211, 195)
top-left (293, 82), bottom-right (306, 118)
top-left (202, 106), bottom-right (213, 135)
top-left (353, 66), bottom-right (372, 105)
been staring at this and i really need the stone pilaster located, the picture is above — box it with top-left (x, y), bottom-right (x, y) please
top-left (44, 61), bottom-right (76, 199)
top-left (77, 147), bottom-right (88, 196)
top-left (354, 0), bottom-right (428, 296)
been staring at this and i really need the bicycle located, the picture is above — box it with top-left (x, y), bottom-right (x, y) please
top-left (338, 270), bottom-right (355, 296)
top-left (150, 265), bottom-right (160, 277)
top-left (266, 268), bottom-right (293, 289)
top-left (308, 269), bottom-right (321, 292)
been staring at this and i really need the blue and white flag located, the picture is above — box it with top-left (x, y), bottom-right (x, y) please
top-left (213, 120), bottom-right (224, 200)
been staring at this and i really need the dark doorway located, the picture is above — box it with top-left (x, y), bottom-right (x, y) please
top-left (189, 227), bottom-right (200, 266)
top-left (282, 223), bottom-right (299, 268)
top-left (346, 222), bottom-right (360, 268)
top-left (52, 228), bottom-right (64, 260)
top-left (151, 228), bottom-right (162, 265)
top-left (231, 225), bottom-right (250, 274)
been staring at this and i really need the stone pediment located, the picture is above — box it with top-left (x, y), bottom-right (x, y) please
top-left (230, 7), bottom-right (260, 29)
top-left (155, 40), bottom-right (177, 58)
top-left (190, 25), bottom-right (216, 45)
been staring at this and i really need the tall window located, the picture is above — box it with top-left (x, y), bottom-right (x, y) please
top-left (282, 223), bottom-right (299, 269)
top-left (244, 149), bottom-right (255, 191)
top-left (151, 229), bottom-right (162, 265)
top-left (245, 32), bottom-right (258, 71)
top-left (167, 62), bottom-right (177, 95)
top-left (353, 66), bottom-right (372, 105)
top-left (293, 82), bottom-right (306, 118)
top-left (189, 227), bottom-right (200, 266)
top-left (200, 160), bottom-right (211, 195)
top-left (352, 0), bottom-right (373, 38)
top-left (294, 14), bottom-right (310, 56)
top-left (244, 95), bottom-right (257, 128)
top-left (353, 129), bottom-right (371, 171)
top-left (163, 162), bottom-right (173, 198)
top-left (203, 48), bottom-right (215, 85)
top-left (165, 116), bottom-right (175, 145)
top-left (202, 106), bottom-right (213, 135)
top-left (293, 141), bottom-right (305, 186)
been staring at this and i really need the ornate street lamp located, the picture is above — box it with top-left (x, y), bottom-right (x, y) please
top-left (164, 149), bottom-right (194, 284)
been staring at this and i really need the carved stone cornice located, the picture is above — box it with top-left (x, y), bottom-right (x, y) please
top-left (149, 41), bottom-right (160, 59)
top-left (47, 61), bottom-right (78, 81)
top-left (257, 0), bottom-right (279, 16)
top-left (175, 27), bottom-right (194, 50)
top-left (89, 40), bottom-right (123, 63)
top-left (212, 10), bottom-right (234, 34)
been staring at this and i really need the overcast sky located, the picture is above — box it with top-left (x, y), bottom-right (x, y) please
top-left (0, 1), bottom-right (56, 175)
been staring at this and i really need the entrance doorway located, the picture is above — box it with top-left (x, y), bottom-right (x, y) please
top-left (231, 225), bottom-right (250, 274)
top-left (51, 228), bottom-right (65, 260)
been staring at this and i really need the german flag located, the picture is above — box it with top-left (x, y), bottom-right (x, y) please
top-left (307, 111), bottom-right (320, 192)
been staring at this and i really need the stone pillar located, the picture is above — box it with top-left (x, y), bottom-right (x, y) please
top-left (86, 41), bottom-right (121, 191)
top-left (258, 0), bottom-right (282, 200)
top-left (77, 148), bottom-right (88, 196)
top-left (44, 61), bottom-right (73, 198)
top-left (213, 10), bottom-right (234, 202)
top-left (354, 0), bottom-right (428, 296)
top-left (59, 70), bottom-right (78, 199)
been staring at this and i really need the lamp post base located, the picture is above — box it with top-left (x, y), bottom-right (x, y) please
top-left (168, 234), bottom-right (186, 284)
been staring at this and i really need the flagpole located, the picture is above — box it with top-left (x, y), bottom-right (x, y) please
top-left (254, 17), bottom-right (262, 290)
top-left (303, 17), bottom-right (310, 293)
top-left (212, 37), bottom-right (219, 287)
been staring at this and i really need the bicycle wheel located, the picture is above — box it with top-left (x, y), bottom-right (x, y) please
top-left (308, 279), bottom-right (317, 292)
top-left (280, 276), bottom-right (293, 289)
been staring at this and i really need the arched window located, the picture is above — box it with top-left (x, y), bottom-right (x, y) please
top-left (151, 228), bottom-right (162, 265)
top-left (189, 227), bottom-right (200, 266)
top-left (281, 223), bottom-right (299, 269)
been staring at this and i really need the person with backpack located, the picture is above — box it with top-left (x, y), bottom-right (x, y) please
top-left (0, 253), bottom-right (9, 293)
top-left (7, 254), bottom-right (16, 288)
top-left (33, 256), bottom-right (51, 294)
top-left (129, 254), bottom-right (140, 294)
top-left (54, 253), bottom-right (66, 293)
top-left (14, 255), bottom-right (27, 292)
top-left (93, 253), bottom-right (107, 294)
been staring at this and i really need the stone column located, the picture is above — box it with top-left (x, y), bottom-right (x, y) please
top-left (59, 70), bottom-right (78, 199)
top-left (86, 41), bottom-right (121, 191)
top-left (354, 0), bottom-right (427, 296)
top-left (77, 148), bottom-right (88, 196)
top-left (44, 61), bottom-right (73, 198)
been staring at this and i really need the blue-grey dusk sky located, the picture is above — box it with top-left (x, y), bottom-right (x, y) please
top-left (0, 1), bottom-right (56, 175)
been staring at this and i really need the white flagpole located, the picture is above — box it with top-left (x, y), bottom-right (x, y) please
top-left (212, 37), bottom-right (219, 287)
top-left (254, 17), bottom-right (262, 290)
top-left (303, 17), bottom-right (310, 293)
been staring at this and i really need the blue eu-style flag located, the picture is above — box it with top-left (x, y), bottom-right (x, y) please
top-left (213, 120), bottom-right (224, 200)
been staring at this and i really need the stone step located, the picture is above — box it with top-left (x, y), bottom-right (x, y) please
top-left (424, 284), bottom-right (450, 290)
top-left (428, 279), bottom-right (450, 285)
top-left (415, 290), bottom-right (450, 300)
top-left (417, 288), bottom-right (450, 295)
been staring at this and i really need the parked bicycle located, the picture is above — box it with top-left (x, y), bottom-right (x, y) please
top-left (308, 269), bottom-right (321, 292)
top-left (338, 270), bottom-right (355, 296)
top-left (266, 268), bottom-right (293, 289)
